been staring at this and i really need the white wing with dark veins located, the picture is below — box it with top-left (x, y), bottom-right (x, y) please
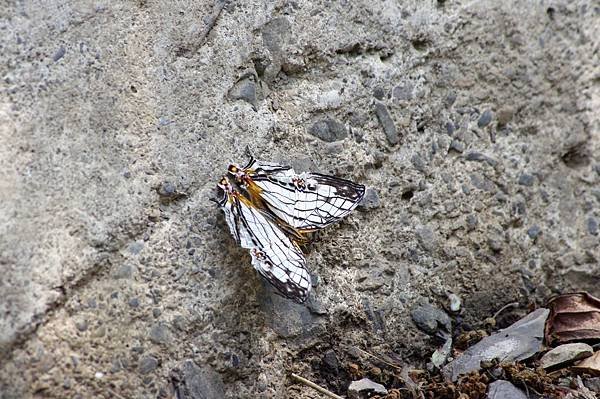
top-left (238, 158), bottom-right (365, 231)
top-left (219, 189), bottom-right (312, 303)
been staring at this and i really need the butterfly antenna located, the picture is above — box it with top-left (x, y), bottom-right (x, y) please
top-left (244, 144), bottom-right (255, 161)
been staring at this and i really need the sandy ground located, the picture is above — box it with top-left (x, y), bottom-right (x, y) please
top-left (0, 0), bottom-right (598, 398)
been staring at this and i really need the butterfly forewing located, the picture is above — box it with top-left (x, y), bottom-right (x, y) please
top-left (234, 159), bottom-right (365, 231)
top-left (219, 186), bottom-right (311, 303)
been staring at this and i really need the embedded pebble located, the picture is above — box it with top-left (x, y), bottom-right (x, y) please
top-left (444, 93), bottom-right (457, 108)
top-left (373, 86), bottom-right (385, 100)
top-left (527, 225), bottom-right (541, 239)
top-left (53, 46), bottom-right (66, 62)
top-left (411, 302), bottom-right (451, 335)
top-left (149, 323), bottom-right (171, 344)
top-left (374, 100), bottom-right (399, 145)
top-left (348, 378), bottom-right (388, 399)
top-left (229, 77), bottom-right (257, 108)
top-left (128, 297), bottom-right (140, 308)
top-left (138, 355), bottom-right (159, 374)
top-left (588, 217), bottom-right (598, 235)
top-left (358, 188), bottom-right (380, 210)
top-left (157, 181), bottom-right (177, 198)
top-left (449, 139), bottom-right (465, 153)
top-left (308, 117), bottom-right (347, 142)
top-left (172, 360), bottom-right (226, 399)
top-left (113, 264), bottom-right (133, 279)
top-left (478, 110), bottom-right (493, 127)
top-left (496, 107), bottom-right (514, 126)
top-left (322, 350), bottom-right (340, 373)
top-left (518, 173), bottom-right (535, 187)
top-left (448, 293), bottom-right (461, 312)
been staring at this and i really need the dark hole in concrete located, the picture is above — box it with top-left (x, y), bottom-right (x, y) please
top-left (402, 189), bottom-right (414, 201)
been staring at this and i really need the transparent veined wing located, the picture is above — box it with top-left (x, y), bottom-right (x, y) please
top-left (217, 177), bottom-right (312, 303)
top-left (229, 157), bottom-right (365, 232)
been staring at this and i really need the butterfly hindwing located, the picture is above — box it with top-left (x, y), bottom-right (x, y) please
top-left (218, 181), bottom-right (312, 303)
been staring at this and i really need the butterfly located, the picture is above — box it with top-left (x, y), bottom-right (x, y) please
top-left (217, 158), bottom-right (365, 303)
top-left (228, 157), bottom-right (366, 233)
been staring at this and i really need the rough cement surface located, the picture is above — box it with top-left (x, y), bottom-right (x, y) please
top-left (0, 0), bottom-right (598, 398)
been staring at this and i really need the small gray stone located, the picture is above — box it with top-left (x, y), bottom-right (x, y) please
top-left (466, 214), bottom-right (478, 230)
top-left (518, 173), bottom-right (535, 187)
top-left (358, 188), bottom-right (380, 210)
top-left (128, 297), bottom-right (140, 308)
top-left (448, 293), bottom-right (461, 312)
top-left (149, 323), bottom-right (171, 345)
top-left (75, 320), bottom-right (88, 332)
top-left (449, 139), bottom-right (465, 153)
top-left (465, 152), bottom-right (498, 167)
top-left (540, 343), bottom-right (593, 370)
top-left (152, 308), bottom-right (161, 318)
top-left (308, 117), bottom-right (348, 142)
top-left (307, 296), bottom-right (328, 316)
top-left (113, 264), bottom-right (133, 279)
top-left (584, 377), bottom-right (600, 393)
top-left (411, 302), bottom-right (451, 335)
top-left (260, 284), bottom-right (322, 338)
top-left (527, 225), bottom-right (541, 239)
top-left (373, 86), bottom-right (385, 100)
top-left (229, 77), bottom-right (257, 109)
top-left (128, 241), bottom-right (144, 255)
top-left (261, 17), bottom-right (290, 54)
top-left (348, 378), bottom-right (388, 399)
top-left (487, 380), bottom-right (528, 399)
top-left (157, 181), bottom-right (177, 198)
top-left (488, 236), bottom-right (503, 252)
top-left (446, 122), bottom-right (455, 135)
top-left (588, 217), bottom-right (598, 236)
top-left (174, 360), bottom-right (226, 399)
top-left (374, 100), bottom-right (399, 145)
top-left (416, 226), bottom-right (437, 252)
top-left (411, 154), bottom-right (427, 173)
top-left (53, 46), bottom-right (66, 62)
top-left (392, 83), bottom-right (413, 101)
top-left (322, 350), bottom-right (340, 372)
top-left (444, 93), bottom-right (457, 108)
top-left (496, 107), bottom-right (514, 126)
top-left (431, 337), bottom-right (453, 368)
top-left (138, 355), bottom-right (158, 374)
top-left (478, 110), bottom-right (493, 127)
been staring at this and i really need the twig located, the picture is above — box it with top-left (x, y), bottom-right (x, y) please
top-left (356, 347), bottom-right (402, 370)
top-left (179, 0), bottom-right (227, 56)
top-left (198, 0), bottom-right (226, 48)
top-left (290, 373), bottom-right (344, 399)
top-left (493, 302), bottom-right (519, 320)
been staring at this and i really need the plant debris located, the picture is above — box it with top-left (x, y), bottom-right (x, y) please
top-left (545, 292), bottom-right (600, 346)
top-left (572, 350), bottom-right (600, 376)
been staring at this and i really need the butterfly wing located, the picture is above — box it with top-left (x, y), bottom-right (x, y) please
top-left (236, 159), bottom-right (365, 232)
top-left (219, 189), bottom-right (312, 303)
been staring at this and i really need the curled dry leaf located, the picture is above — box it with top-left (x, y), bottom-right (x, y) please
top-left (545, 292), bottom-right (600, 346)
top-left (572, 351), bottom-right (600, 376)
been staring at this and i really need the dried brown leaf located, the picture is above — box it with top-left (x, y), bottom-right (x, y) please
top-left (545, 292), bottom-right (600, 346)
top-left (572, 351), bottom-right (600, 376)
